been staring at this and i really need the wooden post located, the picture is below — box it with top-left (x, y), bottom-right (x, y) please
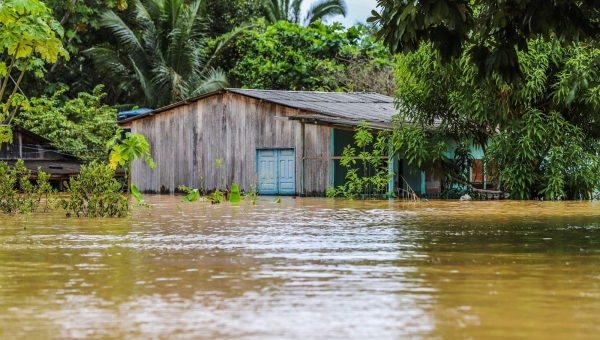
top-left (301, 121), bottom-right (305, 196)
top-left (483, 159), bottom-right (487, 190)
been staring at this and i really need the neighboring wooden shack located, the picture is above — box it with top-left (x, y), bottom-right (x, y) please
top-left (0, 125), bottom-right (126, 188)
top-left (118, 89), bottom-right (428, 196)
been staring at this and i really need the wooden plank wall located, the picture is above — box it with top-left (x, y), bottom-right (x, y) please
top-left (131, 92), bottom-right (332, 194)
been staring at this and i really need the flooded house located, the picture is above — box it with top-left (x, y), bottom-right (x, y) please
top-left (0, 125), bottom-right (85, 187)
top-left (118, 88), bottom-right (438, 196)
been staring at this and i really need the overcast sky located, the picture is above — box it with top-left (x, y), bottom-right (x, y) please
top-left (300, 0), bottom-right (380, 28)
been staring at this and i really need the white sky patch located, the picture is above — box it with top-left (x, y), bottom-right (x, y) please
top-left (300, 0), bottom-right (380, 28)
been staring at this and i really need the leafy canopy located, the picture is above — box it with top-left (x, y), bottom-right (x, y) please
top-left (33, 0), bottom-right (128, 102)
top-left (393, 40), bottom-right (600, 200)
top-left (213, 20), bottom-right (395, 93)
top-left (0, 0), bottom-right (68, 63)
top-left (0, 0), bottom-right (68, 143)
top-left (14, 85), bottom-right (118, 162)
top-left (368, 0), bottom-right (600, 83)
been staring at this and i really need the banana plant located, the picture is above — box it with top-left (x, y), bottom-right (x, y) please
top-left (107, 128), bottom-right (156, 202)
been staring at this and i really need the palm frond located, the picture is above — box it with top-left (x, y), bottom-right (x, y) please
top-left (100, 11), bottom-right (151, 71)
top-left (260, 0), bottom-right (280, 23)
top-left (167, 0), bottom-right (205, 75)
top-left (130, 56), bottom-right (157, 107)
top-left (135, 0), bottom-right (160, 24)
top-left (304, 0), bottom-right (347, 25)
top-left (189, 68), bottom-right (228, 97)
top-left (291, 0), bottom-right (303, 24)
top-left (86, 46), bottom-right (129, 78)
top-left (95, 0), bottom-right (220, 107)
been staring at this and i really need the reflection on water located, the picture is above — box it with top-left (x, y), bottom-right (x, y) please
top-left (0, 197), bottom-right (599, 339)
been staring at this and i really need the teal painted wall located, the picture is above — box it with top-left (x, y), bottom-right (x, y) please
top-left (399, 158), bottom-right (423, 195)
top-left (443, 140), bottom-right (485, 159)
top-left (332, 129), bottom-right (377, 188)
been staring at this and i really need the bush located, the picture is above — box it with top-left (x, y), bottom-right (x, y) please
top-left (0, 160), bottom-right (57, 214)
top-left (60, 162), bottom-right (128, 217)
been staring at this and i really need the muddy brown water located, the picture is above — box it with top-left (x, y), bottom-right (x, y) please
top-left (0, 196), bottom-right (599, 339)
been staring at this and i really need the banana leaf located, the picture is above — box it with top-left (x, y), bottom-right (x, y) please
top-left (131, 183), bottom-right (144, 202)
top-left (230, 183), bottom-right (241, 203)
top-left (182, 189), bottom-right (200, 202)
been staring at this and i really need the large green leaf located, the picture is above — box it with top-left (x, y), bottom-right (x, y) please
top-left (182, 188), bottom-right (200, 202)
top-left (131, 183), bottom-right (144, 202)
top-left (230, 183), bottom-right (241, 203)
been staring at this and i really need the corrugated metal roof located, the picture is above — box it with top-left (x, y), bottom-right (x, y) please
top-left (117, 89), bottom-right (400, 124)
top-left (227, 89), bottom-right (398, 123)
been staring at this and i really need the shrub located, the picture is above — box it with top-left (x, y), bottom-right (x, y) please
top-left (0, 160), bottom-right (57, 214)
top-left (60, 162), bottom-right (128, 217)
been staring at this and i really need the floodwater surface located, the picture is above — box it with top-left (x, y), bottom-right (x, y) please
top-left (0, 196), bottom-right (599, 339)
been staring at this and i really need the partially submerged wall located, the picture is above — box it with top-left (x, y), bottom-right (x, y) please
top-left (130, 92), bottom-right (332, 194)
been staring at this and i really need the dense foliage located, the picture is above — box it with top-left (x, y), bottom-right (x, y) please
top-left (22, 0), bottom-right (124, 101)
top-left (369, 0), bottom-right (600, 83)
top-left (214, 20), bottom-right (396, 94)
top-left (4, 0), bottom-right (391, 109)
top-left (203, 0), bottom-right (263, 37)
top-left (393, 40), bottom-right (600, 200)
top-left (14, 85), bottom-right (117, 162)
top-left (0, 0), bottom-right (68, 143)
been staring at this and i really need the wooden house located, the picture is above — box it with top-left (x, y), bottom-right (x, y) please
top-left (0, 125), bottom-right (126, 188)
top-left (118, 89), bottom-right (431, 196)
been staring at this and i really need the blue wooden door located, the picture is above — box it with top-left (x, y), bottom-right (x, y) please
top-left (257, 149), bottom-right (278, 195)
top-left (278, 149), bottom-right (295, 195)
top-left (257, 149), bottom-right (295, 195)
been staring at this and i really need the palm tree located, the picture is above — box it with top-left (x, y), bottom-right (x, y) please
top-left (262, 0), bottom-right (347, 26)
top-left (88, 0), bottom-right (243, 108)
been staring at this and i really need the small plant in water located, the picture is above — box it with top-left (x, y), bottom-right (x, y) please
top-left (60, 162), bottom-right (128, 217)
top-left (245, 175), bottom-right (260, 205)
top-left (131, 183), bottom-right (153, 211)
top-left (230, 184), bottom-right (241, 203)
